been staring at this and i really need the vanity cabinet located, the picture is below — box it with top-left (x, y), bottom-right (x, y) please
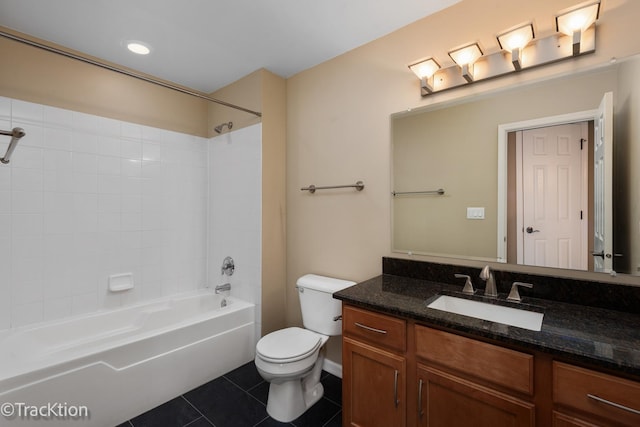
top-left (415, 325), bottom-right (535, 427)
top-left (341, 304), bottom-right (639, 427)
top-left (552, 362), bottom-right (640, 427)
top-left (342, 305), bottom-right (407, 427)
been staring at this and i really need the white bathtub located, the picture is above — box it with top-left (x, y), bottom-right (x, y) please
top-left (0, 291), bottom-right (256, 426)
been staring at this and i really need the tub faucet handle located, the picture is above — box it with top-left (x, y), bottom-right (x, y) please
top-left (221, 256), bottom-right (235, 276)
top-left (454, 274), bottom-right (475, 295)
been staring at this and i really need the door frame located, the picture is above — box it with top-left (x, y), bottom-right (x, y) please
top-left (497, 109), bottom-right (598, 263)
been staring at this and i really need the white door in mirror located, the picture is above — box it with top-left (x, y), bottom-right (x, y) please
top-left (519, 123), bottom-right (587, 270)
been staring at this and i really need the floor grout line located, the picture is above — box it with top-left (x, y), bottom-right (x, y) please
top-left (223, 373), bottom-right (266, 395)
top-left (222, 374), bottom-right (269, 408)
top-left (251, 415), bottom-right (271, 427)
top-left (323, 395), bottom-right (342, 407)
top-left (181, 394), bottom-right (216, 427)
top-left (245, 379), bottom-right (267, 393)
top-left (321, 410), bottom-right (341, 427)
top-left (182, 415), bottom-right (205, 427)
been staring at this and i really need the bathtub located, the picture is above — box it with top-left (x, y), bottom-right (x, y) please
top-left (0, 291), bottom-right (256, 426)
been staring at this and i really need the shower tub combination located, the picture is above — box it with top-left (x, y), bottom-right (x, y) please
top-left (0, 290), bottom-right (255, 426)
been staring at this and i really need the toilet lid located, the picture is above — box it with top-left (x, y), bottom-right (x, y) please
top-left (256, 327), bottom-right (322, 363)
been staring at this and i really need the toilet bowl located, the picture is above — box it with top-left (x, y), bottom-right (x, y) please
top-left (255, 327), bottom-right (329, 421)
top-left (254, 274), bottom-right (355, 422)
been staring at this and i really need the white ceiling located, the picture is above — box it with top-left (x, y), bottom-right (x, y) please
top-left (0, 0), bottom-right (460, 93)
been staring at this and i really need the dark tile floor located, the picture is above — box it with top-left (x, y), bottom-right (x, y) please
top-left (116, 361), bottom-right (342, 427)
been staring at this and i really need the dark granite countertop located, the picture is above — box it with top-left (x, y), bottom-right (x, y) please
top-left (334, 274), bottom-right (640, 379)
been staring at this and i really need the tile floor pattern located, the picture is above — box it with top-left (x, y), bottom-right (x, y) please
top-left (116, 361), bottom-right (342, 427)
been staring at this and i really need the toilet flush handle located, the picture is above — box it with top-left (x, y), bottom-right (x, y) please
top-left (333, 315), bottom-right (342, 321)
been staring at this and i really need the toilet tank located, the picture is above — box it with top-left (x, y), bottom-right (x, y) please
top-left (297, 274), bottom-right (355, 336)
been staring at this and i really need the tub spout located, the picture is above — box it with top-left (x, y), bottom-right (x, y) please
top-left (215, 283), bottom-right (231, 294)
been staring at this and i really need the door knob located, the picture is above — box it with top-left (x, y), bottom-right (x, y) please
top-left (591, 251), bottom-right (605, 258)
top-left (525, 227), bottom-right (540, 234)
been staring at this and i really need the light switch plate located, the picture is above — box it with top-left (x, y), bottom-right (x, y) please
top-left (467, 207), bottom-right (485, 219)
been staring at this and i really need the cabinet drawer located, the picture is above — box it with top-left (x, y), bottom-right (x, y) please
top-left (418, 365), bottom-right (535, 427)
top-left (415, 325), bottom-right (534, 395)
top-left (552, 411), bottom-right (600, 427)
top-left (343, 305), bottom-right (406, 352)
top-left (553, 362), bottom-right (640, 426)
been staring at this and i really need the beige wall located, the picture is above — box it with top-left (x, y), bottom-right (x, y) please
top-left (286, 0), bottom-right (640, 363)
top-left (615, 58), bottom-right (640, 275)
top-left (207, 70), bottom-right (263, 138)
top-left (0, 28), bottom-right (209, 136)
top-left (209, 69), bottom-right (287, 336)
top-left (259, 71), bottom-right (288, 335)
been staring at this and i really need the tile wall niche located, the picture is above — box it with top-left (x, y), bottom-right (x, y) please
top-left (0, 97), bottom-right (213, 329)
top-left (208, 123), bottom-right (263, 342)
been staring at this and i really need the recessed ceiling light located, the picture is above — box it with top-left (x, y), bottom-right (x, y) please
top-left (127, 41), bottom-right (151, 55)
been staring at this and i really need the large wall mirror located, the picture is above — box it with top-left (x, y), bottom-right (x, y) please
top-left (392, 54), bottom-right (640, 277)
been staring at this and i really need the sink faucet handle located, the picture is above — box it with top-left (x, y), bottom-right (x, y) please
top-left (507, 282), bottom-right (533, 302)
top-left (454, 274), bottom-right (475, 295)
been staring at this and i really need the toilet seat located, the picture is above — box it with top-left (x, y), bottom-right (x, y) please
top-left (256, 327), bottom-right (322, 363)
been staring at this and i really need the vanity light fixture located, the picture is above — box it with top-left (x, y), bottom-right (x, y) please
top-left (448, 43), bottom-right (483, 82)
top-left (497, 23), bottom-right (535, 71)
top-left (408, 0), bottom-right (600, 96)
top-left (408, 58), bottom-right (441, 94)
top-left (556, 0), bottom-right (600, 56)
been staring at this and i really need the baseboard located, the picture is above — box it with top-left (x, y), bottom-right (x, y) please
top-left (322, 358), bottom-right (342, 378)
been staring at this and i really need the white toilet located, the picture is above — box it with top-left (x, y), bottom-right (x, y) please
top-left (254, 274), bottom-right (355, 422)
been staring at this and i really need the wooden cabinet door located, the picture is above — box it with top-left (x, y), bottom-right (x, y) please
top-left (343, 336), bottom-right (406, 427)
top-left (417, 364), bottom-right (535, 427)
top-left (552, 411), bottom-right (602, 427)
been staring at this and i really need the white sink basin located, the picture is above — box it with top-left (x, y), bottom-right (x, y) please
top-left (427, 295), bottom-right (544, 331)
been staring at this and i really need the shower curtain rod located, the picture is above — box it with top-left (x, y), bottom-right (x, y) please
top-left (0, 30), bottom-right (262, 118)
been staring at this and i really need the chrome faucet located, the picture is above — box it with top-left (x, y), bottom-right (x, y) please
top-left (479, 265), bottom-right (498, 298)
top-left (214, 283), bottom-right (231, 294)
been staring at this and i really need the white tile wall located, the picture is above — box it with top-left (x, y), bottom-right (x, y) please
top-left (0, 97), bottom-right (209, 329)
top-left (209, 123), bottom-right (263, 340)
